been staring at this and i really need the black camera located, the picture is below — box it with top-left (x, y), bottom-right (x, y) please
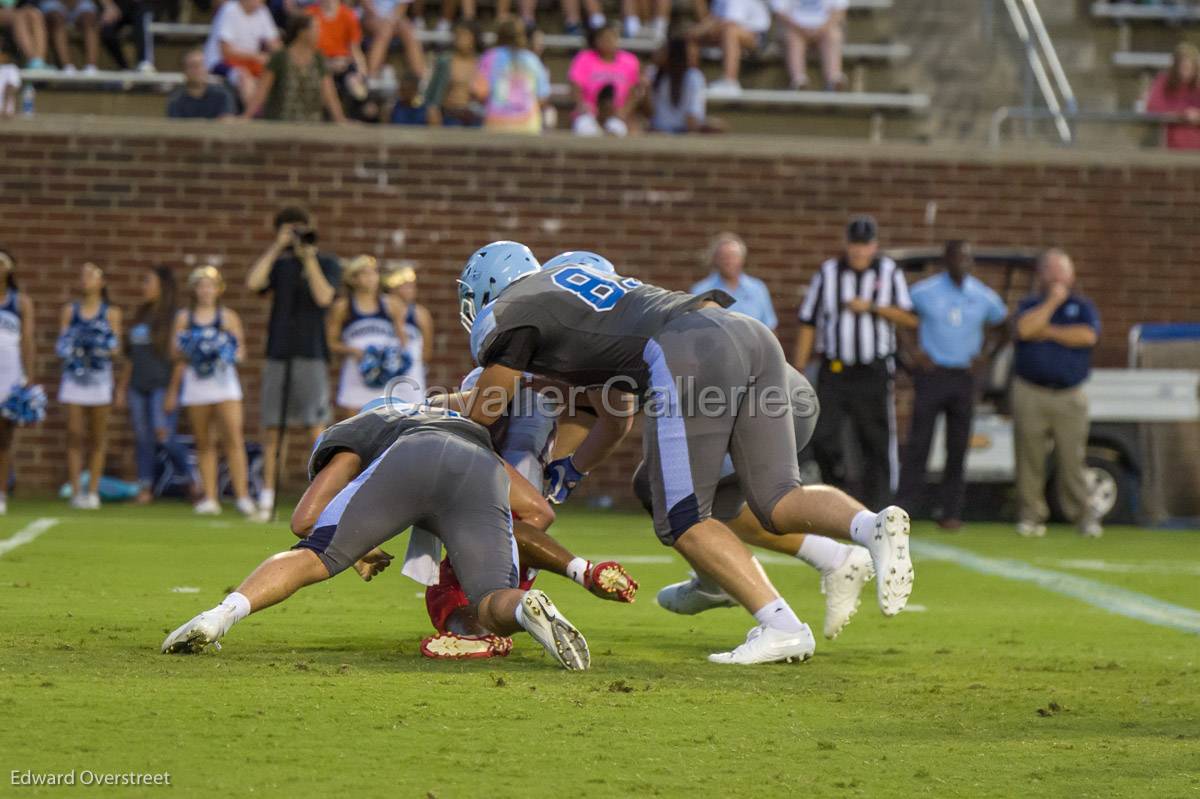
top-left (293, 226), bottom-right (319, 246)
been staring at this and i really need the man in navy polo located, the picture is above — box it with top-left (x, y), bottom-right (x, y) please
top-left (897, 240), bottom-right (1007, 530)
top-left (1012, 248), bottom-right (1102, 538)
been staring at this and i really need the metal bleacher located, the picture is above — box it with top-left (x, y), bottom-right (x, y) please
top-left (1090, 0), bottom-right (1197, 114)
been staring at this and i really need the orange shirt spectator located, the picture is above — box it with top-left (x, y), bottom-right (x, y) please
top-left (1144, 42), bottom-right (1200, 150)
top-left (305, 0), bottom-right (362, 60)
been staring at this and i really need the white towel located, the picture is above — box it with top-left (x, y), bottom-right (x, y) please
top-left (400, 527), bottom-right (443, 586)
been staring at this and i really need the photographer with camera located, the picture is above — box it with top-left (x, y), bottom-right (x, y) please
top-left (246, 206), bottom-right (340, 519)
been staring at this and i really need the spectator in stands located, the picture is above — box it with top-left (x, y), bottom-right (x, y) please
top-left (245, 206), bottom-right (339, 518)
top-left (496, 0), bottom-right (604, 36)
top-left (434, 0), bottom-right (475, 35)
top-left (770, 0), bottom-right (846, 91)
top-left (0, 48), bottom-right (19, 115)
top-left (1012, 248), bottom-right (1102, 538)
top-left (42, 0), bottom-right (102, 72)
top-left (1, 0), bottom-right (50, 69)
top-left (243, 14), bottom-right (347, 123)
top-left (167, 48), bottom-right (237, 118)
top-left (304, 0), bottom-right (367, 101)
top-left (389, 72), bottom-right (431, 124)
top-left (473, 17), bottom-right (550, 134)
top-left (647, 35), bottom-right (724, 133)
top-left (1144, 42), bottom-right (1200, 150)
top-left (690, 0), bottom-right (771, 96)
top-left (116, 265), bottom-right (196, 506)
top-left (573, 83), bottom-right (629, 135)
top-left (690, 232), bottom-right (776, 328)
top-left (361, 0), bottom-right (425, 80)
top-left (203, 0), bottom-right (281, 109)
top-left (622, 0), bottom-right (668, 40)
top-left (425, 19), bottom-right (483, 126)
top-left (568, 23), bottom-right (641, 127)
top-left (896, 240), bottom-right (1007, 531)
top-left (99, 0), bottom-right (154, 72)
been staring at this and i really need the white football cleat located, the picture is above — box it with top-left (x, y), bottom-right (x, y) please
top-left (518, 589), bottom-right (590, 671)
top-left (708, 623), bottom-right (816, 665)
top-left (161, 609), bottom-right (229, 654)
top-left (656, 576), bottom-right (738, 615)
top-left (864, 506), bottom-right (914, 617)
top-left (821, 546), bottom-right (874, 639)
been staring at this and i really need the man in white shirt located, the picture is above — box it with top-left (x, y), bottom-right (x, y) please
top-left (769, 0), bottom-right (847, 91)
top-left (202, 0), bottom-right (280, 106)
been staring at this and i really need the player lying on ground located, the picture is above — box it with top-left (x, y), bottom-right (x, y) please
top-left (161, 405), bottom-right (591, 670)
top-left (458, 241), bottom-right (914, 665)
top-left (286, 398), bottom-right (637, 660)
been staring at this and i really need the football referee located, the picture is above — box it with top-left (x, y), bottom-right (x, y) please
top-left (792, 215), bottom-right (918, 509)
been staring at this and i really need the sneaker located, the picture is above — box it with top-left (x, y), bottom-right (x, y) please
top-left (656, 575), bottom-right (738, 615)
top-left (1016, 520), bottom-right (1046, 538)
top-left (63, 64), bottom-right (78, 75)
top-left (585, 560), bottom-right (639, 603)
top-left (69, 493), bottom-right (91, 510)
top-left (136, 60), bottom-right (156, 74)
top-left (27, 58), bottom-right (46, 70)
top-left (820, 547), bottom-right (874, 640)
top-left (82, 64), bottom-right (98, 76)
top-left (517, 589), bottom-right (590, 670)
top-left (1079, 517), bottom-right (1104, 538)
top-left (236, 497), bottom-right (260, 519)
top-left (257, 488), bottom-right (275, 513)
top-left (863, 506), bottom-right (914, 617)
top-left (707, 78), bottom-right (742, 97)
top-left (86, 493), bottom-right (101, 509)
top-left (194, 498), bottom-right (221, 515)
top-left (563, 21), bottom-right (582, 36)
top-left (708, 623), bottom-right (816, 665)
top-left (420, 632), bottom-right (512, 660)
top-left (434, 17), bottom-right (451, 34)
top-left (161, 609), bottom-right (230, 654)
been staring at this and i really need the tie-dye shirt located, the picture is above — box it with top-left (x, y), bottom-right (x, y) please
top-left (477, 46), bottom-right (550, 134)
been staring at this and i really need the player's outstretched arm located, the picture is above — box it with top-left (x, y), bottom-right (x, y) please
top-left (290, 451), bottom-right (362, 538)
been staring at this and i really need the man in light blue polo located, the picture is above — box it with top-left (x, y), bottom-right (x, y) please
top-left (690, 232), bottom-right (777, 330)
top-left (897, 240), bottom-right (1007, 529)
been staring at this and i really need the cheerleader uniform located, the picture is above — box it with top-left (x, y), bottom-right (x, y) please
top-left (336, 296), bottom-right (403, 410)
top-left (179, 308), bottom-right (243, 407)
top-left (390, 304), bottom-right (426, 404)
top-left (58, 302), bottom-right (115, 407)
top-left (0, 290), bottom-right (24, 403)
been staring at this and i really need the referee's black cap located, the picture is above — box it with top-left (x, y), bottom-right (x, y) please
top-left (846, 215), bottom-right (878, 243)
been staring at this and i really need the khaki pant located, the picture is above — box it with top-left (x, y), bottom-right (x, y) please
top-left (1012, 377), bottom-right (1091, 524)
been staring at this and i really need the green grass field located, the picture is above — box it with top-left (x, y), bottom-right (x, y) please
top-left (1, 501), bottom-right (1198, 798)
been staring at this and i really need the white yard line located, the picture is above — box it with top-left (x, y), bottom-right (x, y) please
top-left (915, 540), bottom-right (1200, 636)
top-left (0, 518), bottom-right (60, 557)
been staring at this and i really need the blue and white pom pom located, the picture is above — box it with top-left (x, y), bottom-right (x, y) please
top-left (359, 344), bottom-right (413, 388)
top-left (1, 383), bottom-right (47, 425)
top-left (178, 328), bottom-right (237, 378)
top-left (57, 320), bottom-right (117, 382)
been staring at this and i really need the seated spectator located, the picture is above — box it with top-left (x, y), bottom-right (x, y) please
top-left (425, 20), bottom-right (483, 126)
top-left (0, 48), bottom-right (19, 116)
top-left (167, 48), bottom-right (237, 119)
top-left (243, 13), bottom-right (347, 123)
top-left (568, 23), bottom-right (641, 125)
top-left (621, 0), bottom-right (668, 40)
top-left (42, 0), bottom-right (101, 72)
top-left (647, 35), bottom-right (724, 133)
top-left (304, 0), bottom-right (367, 101)
top-left (99, 0), bottom-right (153, 72)
top-left (496, 0), bottom-right (605, 36)
top-left (770, 0), bottom-right (846, 91)
top-left (434, 0), bottom-right (475, 35)
top-left (361, 0), bottom-right (424, 80)
top-left (689, 0), bottom-right (770, 96)
top-left (389, 72), bottom-right (430, 124)
top-left (573, 83), bottom-right (628, 135)
top-left (1144, 42), bottom-right (1200, 150)
top-left (1, 0), bottom-right (50, 68)
top-left (203, 0), bottom-right (281, 108)
top-left (473, 17), bottom-right (550, 134)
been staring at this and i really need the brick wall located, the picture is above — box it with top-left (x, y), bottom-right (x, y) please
top-left (1, 117), bottom-right (1197, 499)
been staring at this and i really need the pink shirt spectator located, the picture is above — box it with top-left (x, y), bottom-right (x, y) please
top-left (1145, 71), bottom-right (1200, 150)
top-left (568, 49), bottom-right (640, 115)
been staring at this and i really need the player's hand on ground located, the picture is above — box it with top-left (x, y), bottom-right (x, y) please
top-left (544, 457), bottom-right (586, 505)
top-left (586, 561), bottom-right (639, 603)
top-left (353, 548), bottom-right (394, 582)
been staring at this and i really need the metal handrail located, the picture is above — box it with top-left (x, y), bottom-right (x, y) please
top-left (1001, 0), bottom-right (1072, 143)
top-left (1020, 0), bottom-right (1077, 114)
top-left (988, 106), bottom-right (1175, 147)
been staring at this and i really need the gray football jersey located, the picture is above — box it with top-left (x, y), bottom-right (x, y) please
top-left (471, 265), bottom-right (731, 390)
top-left (308, 402), bottom-right (493, 480)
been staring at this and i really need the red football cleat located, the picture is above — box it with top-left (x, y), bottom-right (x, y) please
top-left (420, 632), bottom-right (513, 660)
top-left (585, 561), bottom-right (639, 603)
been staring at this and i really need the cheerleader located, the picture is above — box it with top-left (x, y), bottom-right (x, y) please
top-left (382, 263), bottom-right (433, 404)
top-left (0, 249), bottom-right (36, 515)
top-left (327, 255), bottom-right (409, 417)
top-left (165, 266), bottom-right (257, 519)
top-left (58, 262), bottom-right (122, 510)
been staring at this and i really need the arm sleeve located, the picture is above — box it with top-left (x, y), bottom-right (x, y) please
top-left (797, 271), bottom-right (822, 325)
top-left (757, 281), bottom-right (778, 330)
top-left (984, 287), bottom-right (1008, 324)
top-left (891, 268), bottom-right (913, 311)
top-left (1080, 298), bottom-right (1101, 333)
top-left (908, 283), bottom-right (929, 316)
top-left (1144, 72), bottom-right (1171, 114)
top-left (567, 52), bottom-right (586, 88)
top-left (480, 326), bottom-right (539, 372)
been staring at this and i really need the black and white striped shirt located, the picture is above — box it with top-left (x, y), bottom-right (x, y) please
top-left (797, 256), bottom-right (912, 365)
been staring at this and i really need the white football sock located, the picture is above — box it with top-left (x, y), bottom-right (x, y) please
top-left (218, 591), bottom-right (252, 631)
top-left (796, 535), bottom-right (852, 574)
top-left (753, 598), bottom-right (805, 634)
top-left (849, 509), bottom-right (878, 547)
top-left (565, 557), bottom-right (590, 587)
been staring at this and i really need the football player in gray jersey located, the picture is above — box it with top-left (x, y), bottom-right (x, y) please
top-left (457, 241), bottom-right (915, 665)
